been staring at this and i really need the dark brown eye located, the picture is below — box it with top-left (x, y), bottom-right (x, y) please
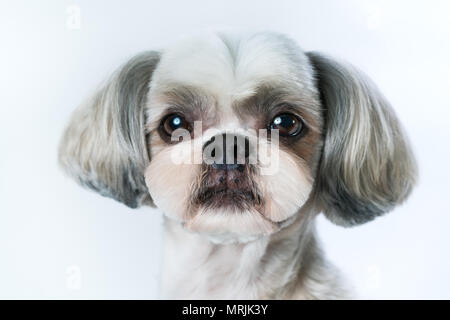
top-left (160, 114), bottom-right (190, 136)
top-left (269, 113), bottom-right (303, 136)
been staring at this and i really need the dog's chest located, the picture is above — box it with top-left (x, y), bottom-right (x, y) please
top-left (160, 220), bottom-right (269, 299)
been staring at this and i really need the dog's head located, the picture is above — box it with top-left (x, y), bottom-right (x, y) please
top-left (59, 32), bottom-right (417, 243)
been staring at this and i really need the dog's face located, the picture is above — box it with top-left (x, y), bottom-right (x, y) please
top-left (59, 32), bottom-right (417, 243)
top-left (144, 34), bottom-right (322, 241)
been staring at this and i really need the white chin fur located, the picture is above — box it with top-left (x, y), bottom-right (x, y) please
top-left (185, 208), bottom-right (277, 244)
top-left (205, 232), bottom-right (263, 245)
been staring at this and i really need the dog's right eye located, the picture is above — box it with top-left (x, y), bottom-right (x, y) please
top-left (160, 114), bottom-right (190, 136)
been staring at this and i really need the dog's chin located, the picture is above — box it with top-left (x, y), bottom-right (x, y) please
top-left (184, 207), bottom-right (276, 244)
top-left (180, 190), bottom-right (273, 244)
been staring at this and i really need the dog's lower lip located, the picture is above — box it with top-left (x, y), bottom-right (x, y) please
top-left (200, 188), bottom-right (231, 200)
top-left (198, 187), bottom-right (255, 203)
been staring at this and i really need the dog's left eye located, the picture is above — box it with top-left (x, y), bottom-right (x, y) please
top-left (160, 114), bottom-right (190, 136)
top-left (269, 113), bottom-right (303, 137)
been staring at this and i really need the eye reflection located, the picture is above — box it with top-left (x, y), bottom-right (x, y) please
top-left (269, 113), bottom-right (303, 137)
top-left (160, 113), bottom-right (191, 136)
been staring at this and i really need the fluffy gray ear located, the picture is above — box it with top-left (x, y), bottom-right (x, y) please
top-left (307, 52), bottom-right (417, 226)
top-left (59, 51), bottom-right (160, 208)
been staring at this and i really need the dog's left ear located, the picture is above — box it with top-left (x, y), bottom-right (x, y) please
top-left (306, 52), bottom-right (418, 226)
top-left (59, 51), bottom-right (160, 208)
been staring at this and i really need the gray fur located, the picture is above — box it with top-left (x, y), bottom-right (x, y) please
top-left (58, 51), bottom-right (160, 208)
top-left (307, 52), bottom-right (418, 226)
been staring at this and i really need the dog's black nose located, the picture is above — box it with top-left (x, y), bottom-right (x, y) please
top-left (203, 133), bottom-right (250, 171)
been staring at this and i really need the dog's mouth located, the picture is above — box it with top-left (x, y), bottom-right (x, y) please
top-left (197, 187), bottom-right (256, 206)
top-left (190, 163), bottom-right (263, 211)
top-left (185, 165), bottom-right (281, 239)
top-left (194, 183), bottom-right (263, 211)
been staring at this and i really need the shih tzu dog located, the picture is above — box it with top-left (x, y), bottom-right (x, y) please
top-left (59, 32), bottom-right (417, 299)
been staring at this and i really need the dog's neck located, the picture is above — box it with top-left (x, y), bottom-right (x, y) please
top-left (160, 214), bottom-right (349, 299)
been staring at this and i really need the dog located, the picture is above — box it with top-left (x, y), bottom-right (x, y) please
top-left (59, 32), bottom-right (417, 299)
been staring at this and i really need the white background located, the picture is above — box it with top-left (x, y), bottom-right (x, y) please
top-left (1, 0), bottom-right (449, 299)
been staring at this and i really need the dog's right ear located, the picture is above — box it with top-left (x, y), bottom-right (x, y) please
top-left (58, 51), bottom-right (160, 208)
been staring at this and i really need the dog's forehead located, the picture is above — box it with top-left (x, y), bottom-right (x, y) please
top-left (151, 33), bottom-right (314, 101)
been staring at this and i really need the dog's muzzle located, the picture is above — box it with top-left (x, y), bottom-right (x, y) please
top-left (193, 133), bottom-right (262, 210)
